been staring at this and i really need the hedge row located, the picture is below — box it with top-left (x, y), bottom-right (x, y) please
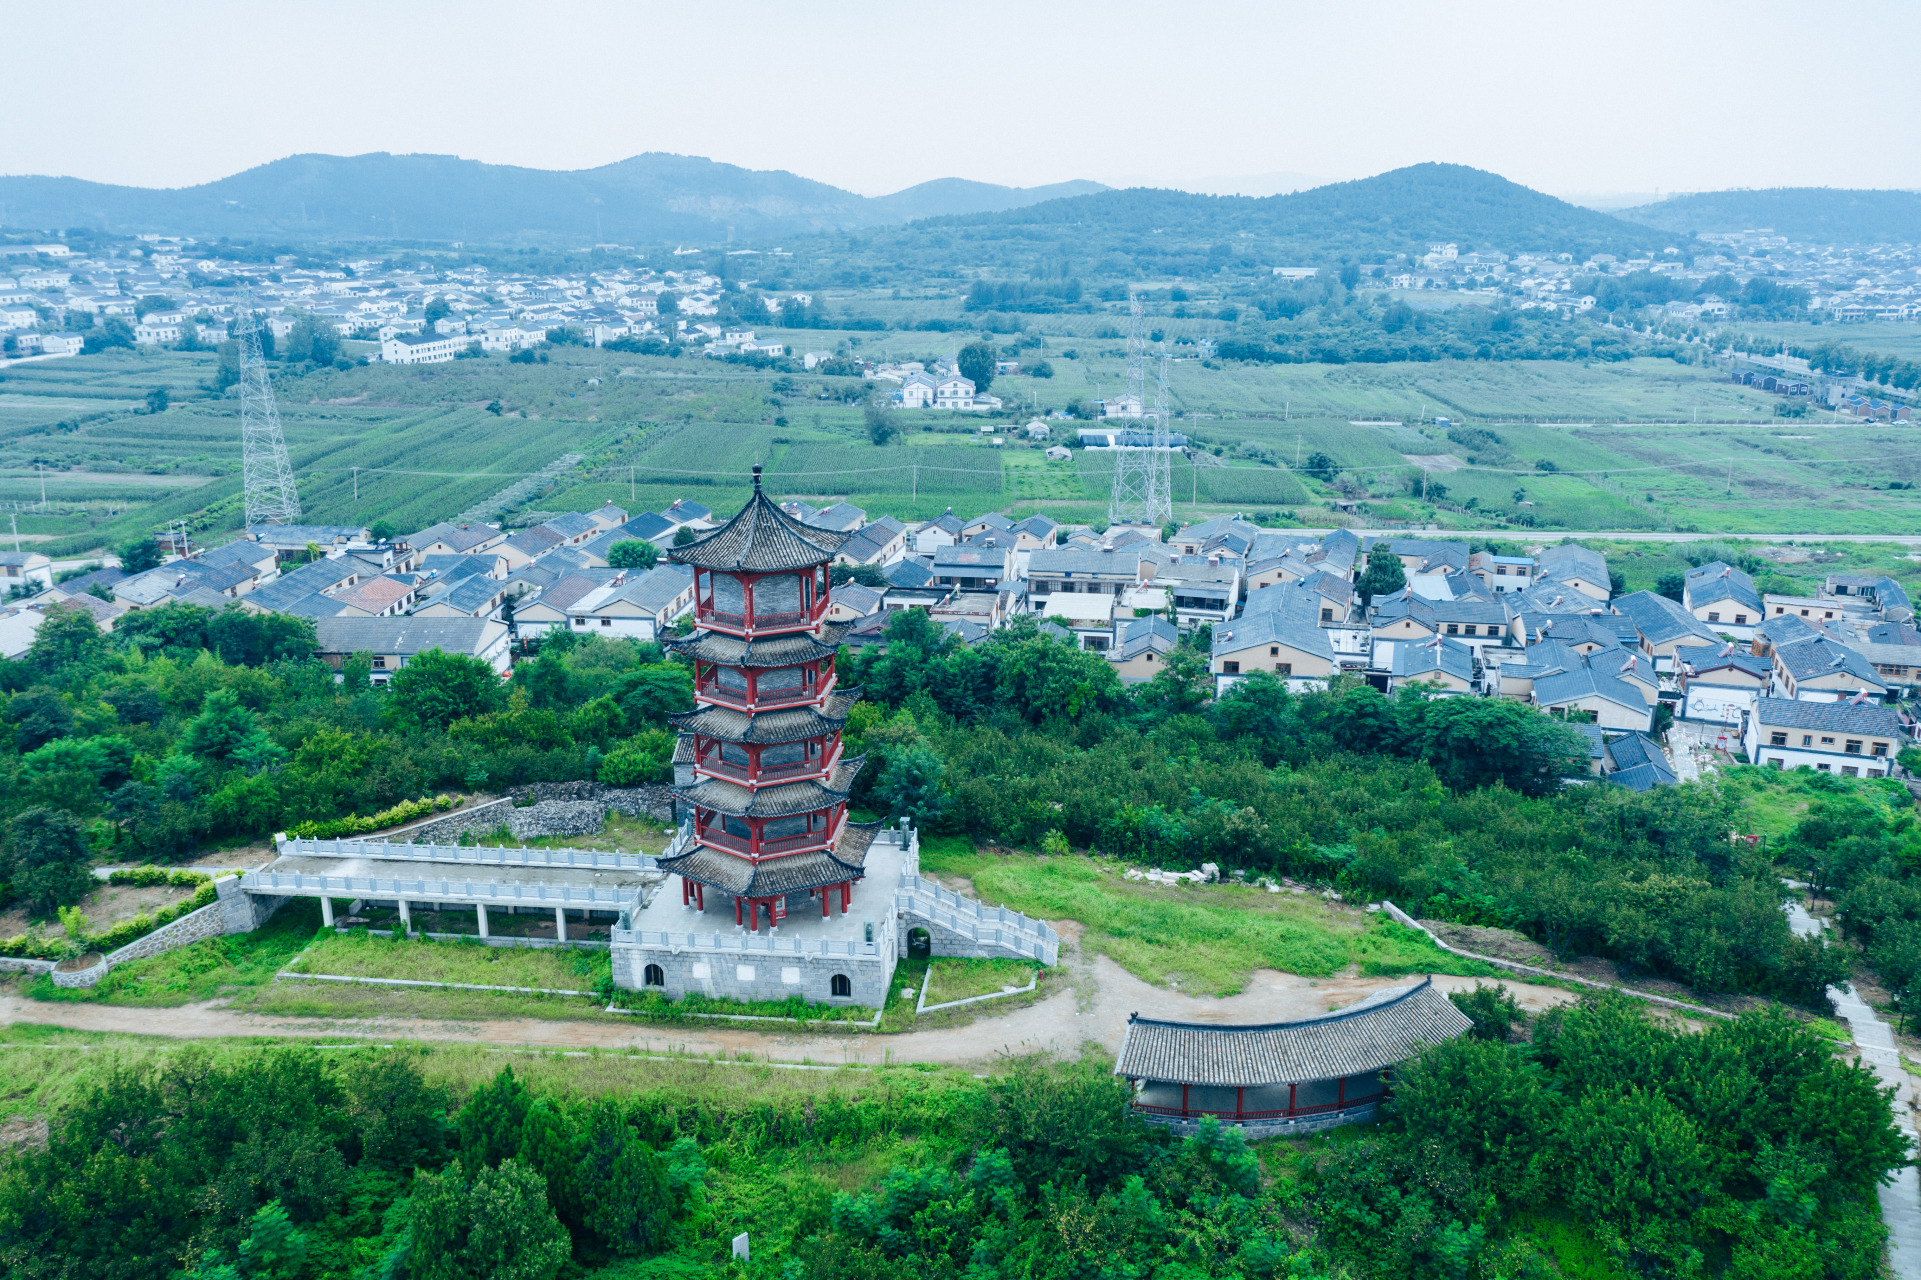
top-left (288, 794), bottom-right (461, 839)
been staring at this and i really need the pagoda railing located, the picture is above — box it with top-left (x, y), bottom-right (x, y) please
top-left (695, 678), bottom-right (833, 713)
top-left (695, 751), bottom-right (837, 786)
top-left (611, 928), bottom-right (883, 958)
top-left (695, 816), bottom-right (844, 859)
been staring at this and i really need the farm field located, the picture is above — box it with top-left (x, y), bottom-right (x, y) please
top-left (6, 338), bottom-right (1921, 552)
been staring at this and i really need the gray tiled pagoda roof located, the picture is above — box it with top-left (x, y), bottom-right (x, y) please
top-left (1114, 978), bottom-right (1473, 1087)
top-left (664, 622), bottom-right (851, 667)
top-left (670, 473), bottom-right (850, 572)
top-left (670, 687), bottom-right (862, 744)
top-left (656, 822), bottom-right (878, 896)
top-left (674, 755), bottom-right (865, 817)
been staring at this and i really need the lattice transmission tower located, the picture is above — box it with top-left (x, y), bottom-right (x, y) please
top-left (1107, 292), bottom-right (1173, 527)
top-left (236, 299), bottom-right (301, 528)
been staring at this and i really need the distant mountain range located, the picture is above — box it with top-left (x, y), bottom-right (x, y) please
top-left (1615, 188), bottom-right (1921, 244)
top-left (0, 152), bottom-right (1109, 244)
top-left (842, 164), bottom-right (1681, 270)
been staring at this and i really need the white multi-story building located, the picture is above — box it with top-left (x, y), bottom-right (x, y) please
top-left (381, 332), bottom-right (470, 364)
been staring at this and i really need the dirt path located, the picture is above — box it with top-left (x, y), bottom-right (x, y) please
top-left (0, 962), bottom-right (1577, 1068)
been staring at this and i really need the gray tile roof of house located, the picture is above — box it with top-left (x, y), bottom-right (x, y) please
top-left (1674, 642), bottom-right (1771, 680)
top-left (830, 583), bottom-right (885, 616)
top-left (1685, 561), bottom-right (1764, 613)
top-left (1111, 614), bottom-right (1179, 660)
top-left (1612, 590), bottom-right (1720, 647)
top-left (1609, 761), bottom-right (1677, 792)
top-left (1775, 635), bottom-right (1883, 686)
top-left (1013, 515), bottom-right (1058, 539)
top-left (527, 572), bottom-right (619, 615)
top-left (1158, 559), bottom-right (1241, 586)
top-left (922, 511), bottom-right (965, 537)
top-left (1862, 622), bottom-right (1921, 647)
top-left (965, 512), bottom-right (1015, 533)
top-left (504, 526), bottom-right (565, 557)
top-left (1536, 543), bottom-right (1609, 586)
top-left (274, 592), bottom-right (350, 619)
top-left (1751, 696), bottom-right (1905, 736)
top-left (172, 587), bottom-right (235, 610)
top-left (932, 544), bottom-right (1010, 570)
top-left (1113, 979), bottom-right (1473, 1087)
top-left (663, 499), bottom-right (712, 523)
top-left (574, 564), bottom-right (693, 616)
top-left (620, 513), bottom-right (676, 542)
top-left (1498, 637), bottom-right (1594, 680)
top-left (541, 511), bottom-right (600, 540)
top-left (883, 559), bottom-right (935, 589)
top-left (1214, 589), bottom-right (1333, 662)
top-left (1392, 636), bottom-right (1475, 683)
top-left (1533, 657), bottom-right (1652, 716)
top-left (803, 501), bottom-right (866, 533)
top-left (1516, 612), bottom-right (1636, 648)
top-left (249, 524), bottom-right (371, 545)
top-left (419, 555), bottom-right (494, 584)
top-left (1756, 613), bottom-right (1823, 647)
top-left (1382, 538), bottom-right (1469, 571)
top-left (410, 522), bottom-right (500, 553)
top-left (425, 577), bottom-right (501, 615)
top-left (195, 541), bottom-right (274, 571)
top-left (1603, 731), bottom-right (1676, 790)
top-left (1512, 581), bottom-right (1607, 614)
top-left (172, 560), bottom-right (255, 594)
top-left (244, 559), bottom-right (359, 612)
top-left (1571, 723), bottom-right (1609, 760)
top-left (313, 616), bottom-right (501, 656)
top-left (1029, 548), bottom-right (1140, 576)
top-left (939, 619), bottom-right (991, 645)
top-left (1875, 576), bottom-right (1913, 617)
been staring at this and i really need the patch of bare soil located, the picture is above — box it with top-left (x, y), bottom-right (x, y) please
top-left (0, 1117), bottom-right (48, 1152)
top-left (0, 881), bottom-right (198, 940)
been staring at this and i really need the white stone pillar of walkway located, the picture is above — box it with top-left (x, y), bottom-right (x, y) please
top-left (555, 906), bottom-right (568, 943)
top-left (320, 897), bottom-right (335, 928)
top-left (398, 899), bottom-right (411, 933)
top-left (477, 903), bottom-right (490, 939)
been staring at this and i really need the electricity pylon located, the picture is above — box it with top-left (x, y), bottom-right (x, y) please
top-left (236, 299), bottom-right (301, 529)
top-left (1108, 292), bottom-right (1173, 527)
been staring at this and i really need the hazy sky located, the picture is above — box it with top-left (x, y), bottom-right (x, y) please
top-left (6, 0), bottom-right (1917, 199)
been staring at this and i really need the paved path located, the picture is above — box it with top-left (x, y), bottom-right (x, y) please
top-left (1785, 897), bottom-right (1921, 1277)
top-left (0, 960), bottom-right (1576, 1069)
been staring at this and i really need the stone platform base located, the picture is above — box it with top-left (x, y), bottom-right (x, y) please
top-left (1135, 1102), bottom-right (1382, 1139)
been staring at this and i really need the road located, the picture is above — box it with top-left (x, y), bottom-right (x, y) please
top-left (1311, 529), bottom-right (1921, 546)
top-left (0, 958), bottom-right (1576, 1069)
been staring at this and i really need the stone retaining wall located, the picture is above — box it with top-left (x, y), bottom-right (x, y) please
top-left (51, 956), bottom-right (107, 988)
top-left (610, 945), bottom-right (895, 1009)
top-left (377, 798), bottom-right (516, 845)
top-left (0, 957), bottom-right (56, 976)
top-left (105, 901), bottom-right (228, 967)
top-left (513, 781), bottom-right (675, 819)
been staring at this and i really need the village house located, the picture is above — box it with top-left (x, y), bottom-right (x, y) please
top-left (1682, 561), bottom-right (1764, 639)
top-left (312, 616), bottom-right (512, 682)
top-left (1744, 697), bottom-right (1904, 776)
top-left (565, 564), bottom-right (696, 639)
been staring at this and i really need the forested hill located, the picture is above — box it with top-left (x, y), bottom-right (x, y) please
top-left (0, 152), bottom-right (1106, 245)
top-left (813, 163), bottom-right (1678, 278)
top-left (1617, 187), bottom-right (1921, 244)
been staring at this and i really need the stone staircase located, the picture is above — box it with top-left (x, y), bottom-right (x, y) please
top-left (894, 874), bottom-right (1059, 965)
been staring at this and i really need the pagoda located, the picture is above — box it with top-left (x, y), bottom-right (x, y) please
top-left (658, 465), bottom-right (870, 932)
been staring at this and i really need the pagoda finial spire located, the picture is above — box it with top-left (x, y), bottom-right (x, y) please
top-left (752, 463), bottom-right (763, 492)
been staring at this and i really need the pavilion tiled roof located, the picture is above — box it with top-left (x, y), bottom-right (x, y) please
top-left (656, 822), bottom-right (878, 895)
top-left (1113, 978), bottom-right (1473, 1087)
top-left (669, 466), bottom-right (850, 573)
top-left (674, 756), bottom-right (864, 817)
top-left (664, 622), bottom-right (850, 667)
top-left (670, 687), bottom-right (860, 744)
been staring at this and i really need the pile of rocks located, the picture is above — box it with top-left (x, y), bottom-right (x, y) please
top-left (504, 800), bottom-right (610, 840)
top-left (512, 781), bottom-right (674, 821)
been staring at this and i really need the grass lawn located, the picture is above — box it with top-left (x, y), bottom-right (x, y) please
top-left (284, 930), bottom-right (610, 991)
top-left (920, 957), bottom-right (1037, 1004)
top-left (24, 897), bottom-right (324, 1007)
top-left (918, 842), bottom-right (1491, 995)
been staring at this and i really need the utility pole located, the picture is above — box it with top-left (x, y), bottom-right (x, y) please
top-left (9, 512), bottom-right (17, 552)
top-left (352, 467), bottom-right (359, 501)
top-left (38, 464), bottom-right (45, 510)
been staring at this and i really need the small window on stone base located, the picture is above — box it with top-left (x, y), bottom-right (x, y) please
top-left (644, 963), bottom-right (665, 986)
top-left (830, 973), bottom-right (852, 998)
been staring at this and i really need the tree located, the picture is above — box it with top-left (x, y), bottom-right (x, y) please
top-left (145, 387), bottom-right (169, 415)
top-left (1301, 451), bottom-right (1337, 481)
top-left (410, 1158), bottom-right (569, 1280)
top-left (605, 539), bottom-right (658, 570)
top-left (342, 1050), bottom-right (452, 1172)
top-left (1656, 572), bottom-right (1686, 602)
top-left (285, 313), bottom-right (340, 365)
top-left (118, 535), bottom-right (163, 573)
top-left (26, 603), bottom-right (107, 674)
top-left (673, 526), bottom-right (696, 547)
top-left (830, 563), bottom-right (888, 588)
top-left (958, 340), bottom-right (997, 394)
top-left (1408, 696), bottom-right (1586, 796)
top-left (135, 294), bottom-right (176, 318)
top-left (180, 687), bottom-right (282, 769)
top-left (1354, 542), bottom-right (1407, 607)
top-left (876, 743), bottom-right (946, 827)
top-left (423, 296), bottom-right (451, 327)
top-left (387, 648), bottom-right (506, 731)
top-left (84, 316), bottom-right (134, 353)
top-left (574, 1102), bottom-right (672, 1255)
top-left (1448, 982), bottom-right (1525, 1042)
top-left (865, 395), bottom-right (902, 446)
top-left (654, 290), bottom-right (678, 314)
top-left (5, 807), bottom-right (94, 917)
